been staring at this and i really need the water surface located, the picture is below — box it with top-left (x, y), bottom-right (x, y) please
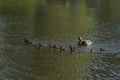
top-left (0, 0), bottom-right (120, 80)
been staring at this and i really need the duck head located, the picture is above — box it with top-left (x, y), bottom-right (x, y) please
top-left (78, 37), bottom-right (82, 41)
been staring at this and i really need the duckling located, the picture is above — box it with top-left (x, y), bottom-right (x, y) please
top-left (39, 42), bottom-right (46, 47)
top-left (49, 44), bottom-right (52, 48)
top-left (78, 37), bottom-right (92, 46)
top-left (59, 46), bottom-right (67, 51)
top-left (69, 46), bottom-right (77, 52)
top-left (49, 44), bottom-right (59, 49)
top-left (24, 38), bottom-right (32, 44)
top-left (100, 48), bottom-right (105, 51)
top-left (90, 49), bottom-right (96, 54)
top-left (53, 45), bottom-right (59, 49)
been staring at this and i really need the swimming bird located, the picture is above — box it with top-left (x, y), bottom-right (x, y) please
top-left (78, 37), bottom-right (92, 46)
top-left (59, 46), bottom-right (67, 51)
top-left (39, 42), bottom-right (46, 47)
top-left (69, 46), bottom-right (77, 52)
top-left (49, 44), bottom-right (59, 49)
top-left (49, 44), bottom-right (52, 47)
top-left (100, 48), bottom-right (105, 51)
top-left (90, 49), bottom-right (96, 54)
top-left (24, 38), bottom-right (32, 44)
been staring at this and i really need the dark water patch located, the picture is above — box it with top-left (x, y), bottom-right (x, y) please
top-left (89, 53), bottom-right (120, 80)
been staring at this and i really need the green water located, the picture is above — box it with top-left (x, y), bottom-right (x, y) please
top-left (0, 0), bottom-right (120, 80)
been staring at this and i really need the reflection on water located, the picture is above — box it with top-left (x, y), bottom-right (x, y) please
top-left (0, 0), bottom-right (120, 80)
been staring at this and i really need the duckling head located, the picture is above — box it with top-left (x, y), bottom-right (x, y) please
top-left (24, 38), bottom-right (28, 42)
top-left (59, 46), bottom-right (62, 49)
top-left (69, 46), bottom-right (72, 50)
top-left (24, 38), bottom-right (26, 40)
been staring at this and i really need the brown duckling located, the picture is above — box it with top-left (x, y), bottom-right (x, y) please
top-left (100, 48), bottom-right (105, 51)
top-left (90, 49), bottom-right (96, 54)
top-left (49, 44), bottom-right (52, 47)
top-left (78, 37), bottom-right (92, 46)
top-left (69, 46), bottom-right (77, 52)
top-left (59, 46), bottom-right (67, 51)
top-left (24, 38), bottom-right (32, 44)
top-left (39, 42), bottom-right (46, 47)
top-left (49, 44), bottom-right (59, 49)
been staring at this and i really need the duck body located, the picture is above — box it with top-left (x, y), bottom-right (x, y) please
top-left (78, 37), bottom-right (92, 46)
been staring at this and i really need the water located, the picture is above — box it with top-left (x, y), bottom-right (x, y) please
top-left (0, 0), bottom-right (120, 80)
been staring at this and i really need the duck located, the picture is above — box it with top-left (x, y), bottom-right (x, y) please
top-left (59, 46), bottom-right (67, 51)
top-left (100, 48), bottom-right (105, 51)
top-left (90, 49), bottom-right (96, 54)
top-left (69, 46), bottom-right (77, 52)
top-left (78, 37), bottom-right (92, 46)
top-left (24, 38), bottom-right (32, 44)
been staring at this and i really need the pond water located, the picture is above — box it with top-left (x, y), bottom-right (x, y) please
top-left (0, 0), bottom-right (120, 80)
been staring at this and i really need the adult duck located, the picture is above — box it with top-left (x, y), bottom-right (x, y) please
top-left (78, 37), bottom-right (92, 46)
